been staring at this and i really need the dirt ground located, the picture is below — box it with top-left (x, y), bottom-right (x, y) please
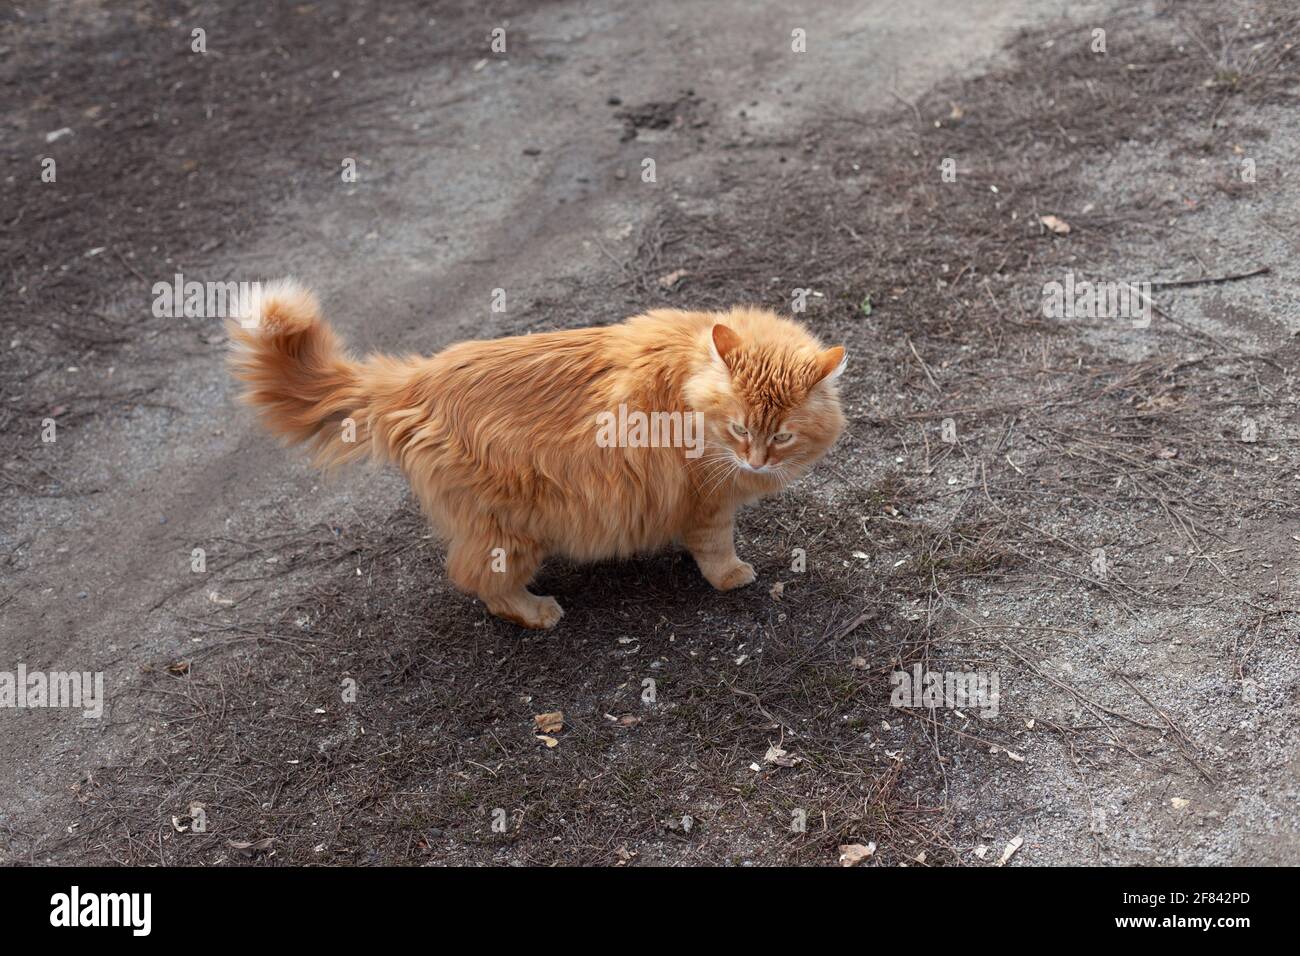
top-left (1, 0), bottom-right (1297, 866)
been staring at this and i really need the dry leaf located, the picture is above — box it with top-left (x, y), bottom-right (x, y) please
top-left (764, 744), bottom-right (802, 768)
top-left (769, 581), bottom-right (785, 600)
top-left (839, 842), bottom-right (876, 866)
top-left (533, 711), bottom-right (564, 734)
top-left (171, 801), bottom-right (206, 833)
top-left (657, 269), bottom-right (688, 289)
top-left (166, 660), bottom-right (190, 676)
top-left (974, 844), bottom-right (990, 860)
top-left (997, 835), bottom-right (1024, 865)
top-left (1170, 797), bottom-right (1190, 810)
top-left (1040, 214), bottom-right (1071, 235)
top-left (536, 734), bottom-right (559, 748)
top-left (228, 837), bottom-right (274, 857)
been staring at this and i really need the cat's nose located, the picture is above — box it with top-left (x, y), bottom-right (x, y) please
top-left (748, 447), bottom-right (767, 468)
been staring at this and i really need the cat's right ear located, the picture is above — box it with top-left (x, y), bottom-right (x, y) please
top-left (710, 324), bottom-right (742, 369)
top-left (812, 345), bottom-right (847, 385)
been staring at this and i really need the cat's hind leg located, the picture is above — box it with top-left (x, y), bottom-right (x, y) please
top-left (445, 530), bottom-right (563, 630)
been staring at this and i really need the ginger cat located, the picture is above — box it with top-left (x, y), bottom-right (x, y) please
top-left (228, 280), bottom-right (846, 628)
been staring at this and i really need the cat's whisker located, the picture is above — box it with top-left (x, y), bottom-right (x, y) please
top-left (698, 461), bottom-right (736, 496)
top-left (692, 451), bottom-right (732, 476)
top-left (704, 467), bottom-right (739, 498)
top-left (699, 454), bottom-right (742, 496)
top-left (692, 462), bottom-right (732, 496)
top-left (696, 449), bottom-right (739, 473)
top-left (699, 460), bottom-right (734, 485)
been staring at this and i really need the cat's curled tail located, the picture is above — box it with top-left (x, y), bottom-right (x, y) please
top-left (226, 279), bottom-right (372, 469)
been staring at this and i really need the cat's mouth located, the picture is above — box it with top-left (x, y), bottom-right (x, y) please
top-left (738, 459), bottom-right (797, 482)
top-left (703, 450), bottom-right (797, 487)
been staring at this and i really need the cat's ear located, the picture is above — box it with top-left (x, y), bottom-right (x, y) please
top-left (710, 324), bottom-right (742, 369)
top-left (812, 345), bottom-right (847, 386)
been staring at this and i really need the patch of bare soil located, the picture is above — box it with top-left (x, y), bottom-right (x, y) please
top-left (613, 89), bottom-right (703, 141)
top-left (8, 0), bottom-right (1299, 865)
top-left (0, 0), bottom-right (519, 497)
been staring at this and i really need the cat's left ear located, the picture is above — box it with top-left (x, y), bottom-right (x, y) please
top-left (710, 324), bottom-right (742, 370)
top-left (812, 345), bottom-right (847, 386)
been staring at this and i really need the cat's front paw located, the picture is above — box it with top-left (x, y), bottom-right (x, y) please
top-left (526, 596), bottom-right (565, 629)
top-left (710, 560), bottom-right (756, 591)
top-left (488, 593), bottom-right (565, 630)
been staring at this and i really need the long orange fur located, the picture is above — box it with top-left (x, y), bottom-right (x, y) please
top-left (227, 280), bottom-right (846, 628)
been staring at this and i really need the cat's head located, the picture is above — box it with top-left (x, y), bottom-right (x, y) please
top-left (685, 309), bottom-right (847, 484)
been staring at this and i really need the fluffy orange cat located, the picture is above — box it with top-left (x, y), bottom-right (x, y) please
top-left (228, 280), bottom-right (846, 628)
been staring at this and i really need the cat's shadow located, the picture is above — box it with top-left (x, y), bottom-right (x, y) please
top-left (495, 547), bottom-right (756, 637)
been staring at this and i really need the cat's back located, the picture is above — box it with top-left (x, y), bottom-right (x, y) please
top-left (430, 312), bottom-right (708, 410)
top-left (412, 319), bottom-right (697, 553)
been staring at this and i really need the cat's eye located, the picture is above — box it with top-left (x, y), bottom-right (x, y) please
top-left (772, 432), bottom-right (793, 445)
top-left (729, 422), bottom-right (749, 438)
